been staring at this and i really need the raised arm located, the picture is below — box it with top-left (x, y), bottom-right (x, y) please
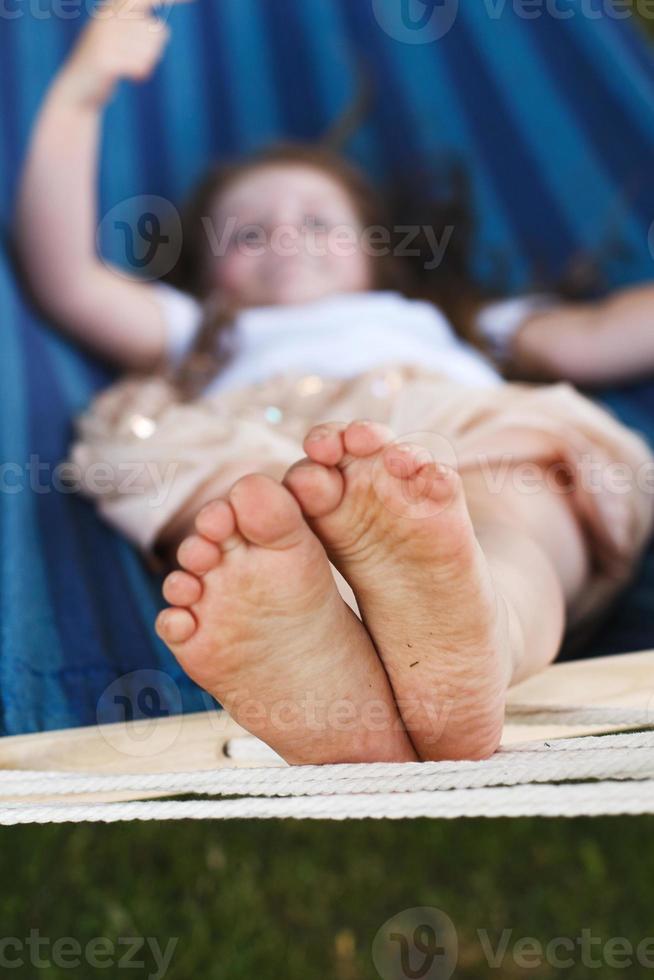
top-left (13, 0), bottom-right (184, 371)
top-left (509, 285), bottom-right (654, 387)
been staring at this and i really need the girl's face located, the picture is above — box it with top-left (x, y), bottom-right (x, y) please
top-left (207, 164), bottom-right (374, 308)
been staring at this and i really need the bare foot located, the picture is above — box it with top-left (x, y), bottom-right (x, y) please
top-left (155, 474), bottom-right (416, 765)
top-left (284, 421), bottom-right (516, 760)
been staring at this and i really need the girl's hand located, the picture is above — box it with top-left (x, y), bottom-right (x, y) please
top-left (57, 0), bottom-right (187, 109)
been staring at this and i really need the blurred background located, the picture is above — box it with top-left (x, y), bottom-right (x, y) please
top-left (4, 0), bottom-right (654, 285)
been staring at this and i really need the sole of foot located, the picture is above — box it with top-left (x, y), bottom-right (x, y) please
top-left (284, 420), bottom-right (514, 761)
top-left (156, 473), bottom-right (416, 765)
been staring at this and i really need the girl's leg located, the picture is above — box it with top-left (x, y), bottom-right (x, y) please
top-left (461, 466), bottom-right (589, 684)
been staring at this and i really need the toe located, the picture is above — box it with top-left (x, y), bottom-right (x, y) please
top-left (303, 421), bottom-right (348, 465)
top-left (382, 442), bottom-right (433, 482)
top-left (195, 498), bottom-right (236, 543)
top-left (343, 420), bottom-right (395, 458)
top-left (155, 607), bottom-right (198, 645)
top-left (229, 473), bottom-right (308, 549)
top-left (376, 450), bottom-right (462, 521)
top-left (162, 570), bottom-right (203, 607)
top-left (414, 461), bottom-right (461, 504)
top-left (284, 458), bottom-right (345, 518)
top-left (177, 534), bottom-right (222, 575)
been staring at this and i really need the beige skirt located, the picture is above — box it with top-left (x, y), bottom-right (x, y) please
top-left (69, 363), bottom-right (654, 629)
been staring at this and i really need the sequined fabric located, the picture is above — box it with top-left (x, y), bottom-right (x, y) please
top-left (69, 364), bottom-right (654, 630)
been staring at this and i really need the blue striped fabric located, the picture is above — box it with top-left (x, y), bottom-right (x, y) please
top-left (1, 0), bottom-right (653, 734)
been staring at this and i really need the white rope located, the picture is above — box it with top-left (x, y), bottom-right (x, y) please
top-left (2, 731), bottom-right (654, 799)
top-left (2, 694), bottom-right (652, 822)
top-left (505, 703), bottom-right (654, 727)
top-left (2, 729), bottom-right (654, 822)
top-left (2, 779), bottom-right (654, 824)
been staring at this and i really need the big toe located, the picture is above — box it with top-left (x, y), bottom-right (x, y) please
top-left (284, 458), bottom-right (345, 519)
top-left (229, 473), bottom-right (308, 549)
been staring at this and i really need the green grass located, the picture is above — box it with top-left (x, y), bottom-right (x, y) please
top-left (1, 817), bottom-right (653, 978)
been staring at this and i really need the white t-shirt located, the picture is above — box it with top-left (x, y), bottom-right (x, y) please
top-left (153, 284), bottom-right (503, 395)
top-left (475, 294), bottom-right (558, 363)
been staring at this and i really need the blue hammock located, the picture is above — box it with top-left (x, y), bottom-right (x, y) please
top-left (1, 0), bottom-right (653, 736)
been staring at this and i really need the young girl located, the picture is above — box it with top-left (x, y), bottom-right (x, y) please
top-left (14, 0), bottom-right (654, 766)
